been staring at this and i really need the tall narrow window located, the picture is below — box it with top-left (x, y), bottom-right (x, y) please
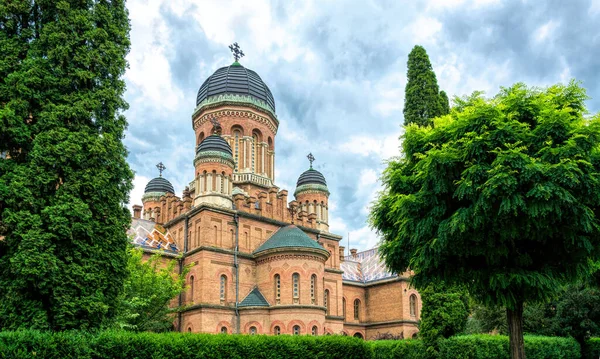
top-left (252, 134), bottom-right (257, 172)
top-left (292, 273), bottom-right (300, 303)
top-left (274, 274), bottom-right (281, 304)
top-left (410, 294), bottom-right (417, 317)
top-left (233, 130), bottom-right (240, 171)
top-left (312, 326), bottom-right (318, 336)
top-left (310, 275), bottom-right (317, 304)
top-left (274, 326), bottom-right (280, 335)
top-left (250, 326), bottom-right (257, 335)
top-left (342, 298), bottom-right (346, 320)
top-left (189, 276), bottom-right (195, 303)
top-left (293, 325), bottom-right (300, 335)
top-left (221, 327), bottom-right (227, 334)
top-left (220, 275), bottom-right (227, 301)
top-left (354, 299), bottom-right (360, 321)
top-left (324, 289), bottom-right (330, 315)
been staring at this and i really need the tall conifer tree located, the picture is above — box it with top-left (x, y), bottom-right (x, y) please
top-left (439, 90), bottom-right (450, 115)
top-left (0, 0), bottom-right (133, 330)
top-left (403, 45), bottom-right (444, 126)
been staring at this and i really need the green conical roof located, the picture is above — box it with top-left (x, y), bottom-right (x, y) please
top-left (253, 225), bottom-right (327, 255)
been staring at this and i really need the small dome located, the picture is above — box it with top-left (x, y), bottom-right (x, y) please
top-left (296, 168), bottom-right (327, 187)
top-left (253, 225), bottom-right (328, 256)
top-left (196, 62), bottom-right (276, 113)
top-left (144, 177), bottom-right (174, 194)
top-left (197, 134), bottom-right (233, 156)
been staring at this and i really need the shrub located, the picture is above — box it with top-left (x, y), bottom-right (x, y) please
top-left (370, 339), bottom-right (425, 359)
top-left (583, 338), bottom-right (600, 359)
top-left (438, 335), bottom-right (580, 359)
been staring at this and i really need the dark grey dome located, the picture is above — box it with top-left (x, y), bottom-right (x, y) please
top-left (196, 62), bottom-right (275, 113)
top-left (144, 177), bottom-right (174, 194)
top-left (297, 169), bottom-right (327, 187)
top-left (196, 134), bottom-right (233, 156)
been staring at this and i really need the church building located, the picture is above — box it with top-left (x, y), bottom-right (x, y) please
top-left (129, 44), bottom-right (421, 339)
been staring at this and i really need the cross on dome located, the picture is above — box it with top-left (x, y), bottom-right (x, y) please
top-left (229, 42), bottom-right (245, 62)
top-left (156, 162), bottom-right (166, 177)
top-left (307, 153), bottom-right (315, 169)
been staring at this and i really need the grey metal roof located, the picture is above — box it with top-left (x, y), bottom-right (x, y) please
top-left (254, 225), bottom-right (326, 255)
top-left (144, 177), bottom-right (175, 194)
top-left (296, 168), bottom-right (327, 187)
top-left (196, 62), bottom-right (275, 113)
top-left (239, 287), bottom-right (270, 307)
top-left (196, 135), bottom-right (233, 156)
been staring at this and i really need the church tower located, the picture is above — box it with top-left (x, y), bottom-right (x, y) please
top-left (294, 153), bottom-right (330, 231)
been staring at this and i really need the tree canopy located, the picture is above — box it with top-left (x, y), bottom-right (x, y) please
top-left (372, 81), bottom-right (600, 358)
top-left (403, 45), bottom-right (444, 126)
top-left (0, 0), bottom-right (132, 330)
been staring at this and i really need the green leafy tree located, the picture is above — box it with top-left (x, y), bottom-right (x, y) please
top-left (113, 247), bottom-right (188, 332)
top-left (0, 0), bottom-right (132, 330)
top-left (371, 81), bottom-right (600, 359)
top-left (439, 90), bottom-right (450, 115)
top-left (403, 45), bottom-right (444, 126)
top-left (419, 284), bottom-right (469, 358)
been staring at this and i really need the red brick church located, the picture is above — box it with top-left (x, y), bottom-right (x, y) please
top-left (128, 44), bottom-right (421, 339)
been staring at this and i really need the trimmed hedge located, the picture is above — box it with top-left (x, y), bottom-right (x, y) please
top-left (370, 339), bottom-right (425, 359)
top-left (438, 335), bottom-right (580, 359)
top-left (0, 331), bottom-right (370, 359)
top-left (583, 338), bottom-right (600, 359)
top-left (0, 331), bottom-right (590, 359)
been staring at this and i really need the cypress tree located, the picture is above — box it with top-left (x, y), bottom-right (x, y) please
top-left (0, 0), bottom-right (133, 330)
top-left (403, 45), bottom-right (444, 126)
top-left (439, 90), bottom-right (450, 115)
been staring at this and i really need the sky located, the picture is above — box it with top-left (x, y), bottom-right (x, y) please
top-left (123, 0), bottom-right (600, 252)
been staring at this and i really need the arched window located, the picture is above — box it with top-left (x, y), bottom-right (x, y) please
top-left (273, 326), bottom-right (280, 335)
top-left (221, 326), bottom-right (227, 334)
top-left (252, 133), bottom-right (258, 172)
top-left (324, 289), bottom-right (330, 315)
top-left (198, 132), bottom-right (205, 145)
top-left (292, 273), bottom-right (300, 302)
top-left (187, 327), bottom-right (192, 333)
top-left (293, 325), bottom-right (300, 335)
top-left (342, 298), bottom-right (346, 320)
top-left (212, 170), bottom-right (217, 191)
top-left (410, 294), bottom-right (417, 317)
top-left (274, 274), bottom-right (281, 304)
top-left (220, 275), bottom-right (227, 301)
top-left (189, 276), bottom-right (194, 303)
top-left (310, 275), bottom-right (317, 304)
top-left (249, 326), bottom-right (257, 335)
top-left (233, 129), bottom-right (241, 171)
top-left (354, 299), bottom-right (360, 321)
top-left (412, 332), bottom-right (418, 339)
top-left (353, 332), bottom-right (364, 339)
top-left (220, 172), bottom-right (225, 194)
top-left (312, 326), bottom-right (318, 336)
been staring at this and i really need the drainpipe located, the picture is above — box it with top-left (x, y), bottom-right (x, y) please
top-left (234, 212), bottom-right (240, 334)
top-left (177, 216), bottom-right (189, 332)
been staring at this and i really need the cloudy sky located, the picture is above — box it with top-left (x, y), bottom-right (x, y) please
top-left (123, 0), bottom-right (600, 252)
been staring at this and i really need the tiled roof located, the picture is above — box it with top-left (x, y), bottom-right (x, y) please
top-left (239, 287), bottom-right (270, 307)
top-left (253, 225), bottom-right (326, 255)
top-left (128, 218), bottom-right (180, 253)
top-left (340, 248), bottom-right (396, 283)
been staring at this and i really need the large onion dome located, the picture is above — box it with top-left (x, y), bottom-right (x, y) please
top-left (196, 134), bottom-right (233, 156)
top-left (254, 225), bottom-right (329, 257)
top-left (196, 62), bottom-right (276, 114)
top-left (144, 177), bottom-right (174, 194)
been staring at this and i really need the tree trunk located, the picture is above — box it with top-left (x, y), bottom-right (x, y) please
top-left (507, 301), bottom-right (526, 359)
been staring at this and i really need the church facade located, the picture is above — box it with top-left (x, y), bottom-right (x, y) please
top-left (129, 47), bottom-right (421, 339)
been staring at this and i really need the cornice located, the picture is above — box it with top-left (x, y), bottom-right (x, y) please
top-left (193, 105), bottom-right (278, 135)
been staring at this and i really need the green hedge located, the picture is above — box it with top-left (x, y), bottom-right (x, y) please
top-left (583, 338), bottom-right (600, 359)
top-left (0, 331), bottom-right (370, 359)
top-left (438, 335), bottom-right (580, 359)
top-left (370, 339), bottom-right (425, 359)
top-left (0, 331), bottom-right (589, 359)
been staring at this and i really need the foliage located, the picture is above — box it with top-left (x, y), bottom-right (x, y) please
top-left (112, 248), bottom-right (188, 332)
top-left (0, 0), bottom-right (133, 330)
top-left (371, 339), bottom-right (426, 359)
top-left (403, 45), bottom-right (444, 126)
top-left (439, 91), bottom-right (450, 115)
top-left (438, 335), bottom-right (580, 359)
top-left (0, 330), bottom-right (372, 359)
top-left (371, 81), bottom-right (600, 358)
top-left (419, 284), bottom-right (469, 358)
top-left (582, 338), bottom-right (600, 359)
